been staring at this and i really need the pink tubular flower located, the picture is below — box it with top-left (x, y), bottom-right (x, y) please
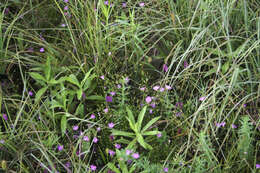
top-left (93, 137), bottom-right (98, 143)
top-left (110, 91), bottom-right (116, 96)
top-left (139, 2), bottom-right (145, 7)
top-left (160, 87), bottom-right (165, 92)
top-left (231, 124), bottom-right (237, 129)
top-left (153, 85), bottom-right (160, 91)
top-left (64, 6), bottom-right (68, 10)
top-left (64, 0), bottom-right (69, 2)
top-left (100, 75), bottom-right (105, 80)
top-left (28, 91), bottom-right (33, 96)
top-left (122, 2), bottom-right (127, 7)
top-left (184, 61), bottom-right (188, 68)
top-left (163, 64), bottom-right (168, 72)
top-left (106, 96), bottom-right (113, 102)
top-left (165, 85), bottom-right (172, 90)
top-left (132, 153), bottom-right (140, 159)
top-left (90, 164), bottom-right (97, 171)
top-left (90, 114), bottom-right (95, 119)
top-left (57, 145), bottom-right (64, 151)
top-left (83, 136), bottom-right (89, 141)
top-left (199, 96), bottom-right (206, 101)
top-left (145, 96), bottom-right (152, 103)
top-left (39, 48), bottom-right (45, 52)
top-left (108, 122), bottom-right (115, 128)
top-left (108, 149), bottom-right (115, 157)
top-left (157, 132), bottom-right (162, 138)
top-left (256, 164), bottom-right (260, 169)
top-left (2, 114), bottom-right (8, 121)
top-left (126, 149), bottom-right (131, 155)
top-left (115, 143), bottom-right (121, 149)
top-left (164, 167), bottom-right (169, 172)
top-left (73, 125), bottom-right (79, 131)
top-left (104, 108), bottom-right (108, 113)
top-left (140, 87), bottom-right (146, 91)
top-left (216, 122), bottom-right (226, 128)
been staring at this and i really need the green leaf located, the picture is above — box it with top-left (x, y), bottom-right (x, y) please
top-left (127, 138), bottom-right (137, 150)
top-left (35, 86), bottom-right (48, 103)
top-left (126, 117), bottom-right (137, 133)
top-left (115, 138), bottom-right (131, 144)
top-left (137, 106), bottom-right (147, 132)
top-left (107, 163), bottom-right (121, 173)
top-left (61, 116), bottom-right (67, 137)
top-left (86, 95), bottom-right (104, 101)
top-left (29, 72), bottom-right (46, 82)
top-left (50, 99), bottom-right (64, 109)
top-left (136, 133), bottom-right (150, 149)
top-left (116, 149), bottom-right (128, 173)
top-left (112, 129), bottom-right (135, 138)
top-left (142, 130), bottom-right (159, 136)
top-left (126, 106), bottom-right (136, 127)
top-left (80, 67), bottom-right (94, 87)
top-left (76, 88), bottom-right (83, 100)
top-left (66, 74), bottom-right (80, 87)
top-left (48, 78), bottom-right (58, 84)
top-left (141, 116), bottom-right (160, 133)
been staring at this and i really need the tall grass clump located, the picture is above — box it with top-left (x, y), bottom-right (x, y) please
top-left (0, 0), bottom-right (259, 172)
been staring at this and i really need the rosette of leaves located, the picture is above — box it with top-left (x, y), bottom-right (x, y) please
top-left (112, 106), bottom-right (160, 150)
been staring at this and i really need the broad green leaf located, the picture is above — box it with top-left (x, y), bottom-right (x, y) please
top-left (76, 88), bottom-right (83, 100)
top-left (66, 74), bottom-right (80, 87)
top-left (50, 99), bottom-right (64, 109)
top-left (29, 72), bottom-right (46, 82)
top-left (44, 56), bottom-right (51, 81)
top-left (107, 163), bottom-right (120, 173)
top-left (129, 165), bottom-right (136, 173)
top-left (48, 78), bottom-right (58, 84)
top-left (141, 116), bottom-right (161, 133)
top-left (126, 106), bottom-right (135, 126)
top-left (137, 106), bottom-right (147, 132)
top-left (142, 130), bottom-right (159, 136)
top-left (86, 95), bottom-right (104, 101)
top-left (115, 138), bottom-right (131, 144)
top-left (61, 116), bottom-right (67, 137)
top-left (80, 67), bottom-right (94, 87)
top-left (136, 133), bottom-right (149, 149)
top-left (35, 86), bottom-right (48, 103)
top-left (126, 117), bottom-right (136, 132)
top-left (112, 129), bottom-right (135, 138)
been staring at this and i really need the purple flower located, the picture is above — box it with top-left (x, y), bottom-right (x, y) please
top-left (163, 64), bottom-right (168, 72)
top-left (176, 112), bottom-right (182, 117)
top-left (122, 2), bottom-right (127, 7)
top-left (117, 84), bottom-right (121, 89)
top-left (104, 1), bottom-right (109, 5)
top-left (132, 153), bottom-right (140, 159)
top-left (40, 48), bottom-right (45, 52)
top-left (149, 109), bottom-right (153, 114)
top-left (2, 114), bottom-right (8, 121)
top-left (108, 149), bottom-right (115, 157)
top-left (110, 92), bottom-right (116, 96)
top-left (153, 85), bottom-right (160, 91)
top-left (159, 87), bottom-right (165, 92)
top-left (28, 91), bottom-right (33, 96)
top-left (64, 6), bottom-right (69, 10)
top-left (126, 149), bottom-right (131, 155)
top-left (216, 122), bottom-right (226, 128)
top-left (115, 143), bottom-right (121, 149)
top-left (256, 164), bottom-right (260, 169)
top-left (65, 162), bottom-right (70, 168)
top-left (231, 124), bottom-right (237, 129)
top-left (58, 145), bottom-right (64, 151)
top-left (4, 8), bottom-right (10, 14)
top-left (150, 103), bottom-right (156, 108)
top-left (165, 85), bottom-right (172, 90)
top-left (109, 135), bottom-right (114, 140)
top-left (145, 96), bottom-right (152, 103)
top-left (199, 96), bottom-right (206, 101)
top-left (0, 139), bottom-right (5, 144)
top-left (90, 114), bottom-right (95, 119)
top-left (139, 2), bottom-right (145, 7)
top-left (164, 167), bottom-right (169, 172)
top-left (243, 104), bottom-right (246, 107)
top-left (83, 136), bottom-right (89, 141)
top-left (184, 61), bottom-right (188, 68)
top-left (157, 132), bottom-right (162, 138)
top-left (64, 0), bottom-right (69, 2)
top-left (93, 137), bottom-right (98, 143)
top-left (104, 108), bottom-right (108, 113)
top-left (140, 87), bottom-right (146, 91)
top-left (100, 75), bottom-right (105, 80)
top-left (90, 165), bottom-right (97, 171)
top-left (97, 127), bottom-right (101, 132)
top-left (108, 122), bottom-right (115, 128)
top-left (106, 96), bottom-right (113, 102)
top-left (124, 77), bottom-right (130, 84)
top-left (73, 125), bottom-right (79, 131)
